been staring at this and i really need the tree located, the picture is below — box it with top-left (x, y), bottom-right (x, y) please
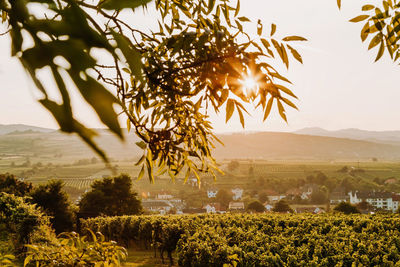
top-left (333, 202), bottom-right (360, 214)
top-left (310, 187), bottom-right (328, 204)
top-left (0, 0), bottom-right (303, 181)
top-left (79, 174), bottom-right (142, 218)
top-left (356, 200), bottom-right (373, 212)
top-left (246, 200), bottom-right (265, 213)
top-left (0, 173), bottom-right (32, 196)
top-left (216, 189), bottom-right (233, 209)
top-left (338, 1), bottom-right (400, 64)
top-left (29, 180), bottom-right (75, 233)
top-left (272, 200), bottom-right (293, 213)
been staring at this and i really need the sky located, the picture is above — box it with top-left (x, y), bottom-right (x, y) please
top-left (0, 0), bottom-right (399, 133)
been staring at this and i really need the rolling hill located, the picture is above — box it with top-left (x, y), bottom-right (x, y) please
top-left (295, 127), bottom-right (400, 144)
top-left (1, 129), bottom-right (400, 162)
top-left (0, 124), bottom-right (54, 135)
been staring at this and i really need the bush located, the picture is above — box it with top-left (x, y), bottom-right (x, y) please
top-left (272, 200), bottom-right (293, 213)
top-left (246, 200), bottom-right (265, 213)
top-left (0, 193), bottom-right (55, 253)
top-left (334, 202), bottom-right (360, 214)
top-left (24, 230), bottom-right (127, 266)
top-left (0, 174), bottom-right (32, 197)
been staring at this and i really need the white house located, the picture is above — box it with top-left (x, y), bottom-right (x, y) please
top-left (203, 203), bottom-right (222, 213)
top-left (156, 191), bottom-right (174, 200)
top-left (349, 191), bottom-right (396, 212)
top-left (264, 204), bottom-right (273, 212)
top-left (267, 194), bottom-right (285, 203)
top-left (231, 188), bottom-right (243, 200)
top-left (229, 201), bottom-right (245, 211)
top-left (142, 200), bottom-right (174, 215)
top-left (329, 191), bottom-right (349, 205)
top-left (207, 189), bottom-right (218, 198)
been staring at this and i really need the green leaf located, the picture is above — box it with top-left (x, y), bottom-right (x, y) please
top-left (208, 0), bottom-right (216, 13)
top-left (135, 141), bottom-right (147, 149)
top-left (270, 23), bottom-right (276, 36)
top-left (99, 0), bottom-right (152, 10)
top-left (375, 40), bottom-right (385, 61)
top-left (237, 107), bottom-right (245, 128)
top-left (226, 99), bottom-right (235, 122)
top-left (234, 0), bottom-right (240, 17)
top-left (362, 4), bottom-right (375, 11)
top-left (238, 16), bottom-right (250, 22)
top-left (282, 36), bottom-right (307, 42)
top-left (287, 45), bottom-right (303, 64)
top-left (68, 71), bottom-right (123, 139)
top-left (277, 100), bottom-right (287, 122)
top-left (137, 165), bottom-right (145, 180)
top-left (368, 34), bottom-right (381, 50)
top-left (257, 19), bottom-right (263, 36)
top-left (349, 15), bottom-right (370, 23)
top-left (263, 97), bottom-right (274, 121)
top-left (112, 31), bottom-right (143, 80)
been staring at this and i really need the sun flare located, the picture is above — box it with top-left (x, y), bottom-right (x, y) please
top-left (243, 77), bottom-right (257, 89)
top-left (240, 74), bottom-right (259, 96)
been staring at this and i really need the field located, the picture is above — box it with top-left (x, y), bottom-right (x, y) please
top-left (84, 213), bottom-right (400, 266)
top-left (1, 158), bottom-right (400, 203)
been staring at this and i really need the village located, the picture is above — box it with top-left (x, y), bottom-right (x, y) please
top-left (141, 178), bottom-right (400, 215)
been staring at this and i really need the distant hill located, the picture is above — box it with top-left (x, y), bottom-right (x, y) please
top-left (0, 124), bottom-right (54, 135)
top-left (214, 132), bottom-right (400, 160)
top-left (295, 127), bottom-right (400, 145)
top-left (1, 129), bottom-right (400, 161)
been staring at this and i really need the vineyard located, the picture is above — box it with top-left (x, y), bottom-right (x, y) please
top-left (83, 213), bottom-right (400, 266)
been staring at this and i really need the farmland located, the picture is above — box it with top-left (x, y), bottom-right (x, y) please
top-left (83, 213), bottom-right (400, 266)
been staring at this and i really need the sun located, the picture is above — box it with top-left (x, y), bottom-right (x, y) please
top-left (240, 73), bottom-right (259, 96)
top-left (242, 77), bottom-right (258, 90)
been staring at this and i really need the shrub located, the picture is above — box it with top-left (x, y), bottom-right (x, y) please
top-left (0, 193), bottom-right (55, 253)
top-left (246, 201), bottom-right (265, 213)
top-left (24, 230), bottom-right (127, 266)
top-left (272, 200), bottom-right (293, 213)
top-left (334, 202), bottom-right (360, 214)
top-left (0, 174), bottom-right (32, 197)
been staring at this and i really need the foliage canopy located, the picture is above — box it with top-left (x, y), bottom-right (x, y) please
top-left (79, 174), bottom-right (142, 217)
top-left (0, 0), bottom-right (303, 182)
top-left (29, 180), bottom-right (75, 234)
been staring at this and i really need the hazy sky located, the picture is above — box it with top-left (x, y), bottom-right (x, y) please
top-left (0, 0), bottom-right (399, 133)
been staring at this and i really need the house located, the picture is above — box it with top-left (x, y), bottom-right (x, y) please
top-left (156, 191), bottom-right (174, 200)
top-left (203, 203), bottom-right (222, 213)
top-left (285, 188), bottom-right (302, 200)
top-left (295, 206), bottom-right (325, 214)
top-left (231, 188), bottom-right (243, 200)
top-left (264, 203), bottom-right (273, 212)
top-left (300, 184), bottom-right (319, 200)
top-left (392, 194), bottom-right (400, 212)
top-left (349, 191), bottom-right (396, 212)
top-left (267, 193), bottom-right (285, 203)
top-left (142, 200), bottom-right (174, 215)
top-left (228, 201), bottom-right (245, 211)
top-left (329, 191), bottom-right (350, 205)
top-left (188, 178), bottom-right (199, 187)
top-left (207, 188), bottom-right (218, 198)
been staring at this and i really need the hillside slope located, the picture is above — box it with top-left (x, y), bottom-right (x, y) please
top-left (1, 130), bottom-right (400, 161)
